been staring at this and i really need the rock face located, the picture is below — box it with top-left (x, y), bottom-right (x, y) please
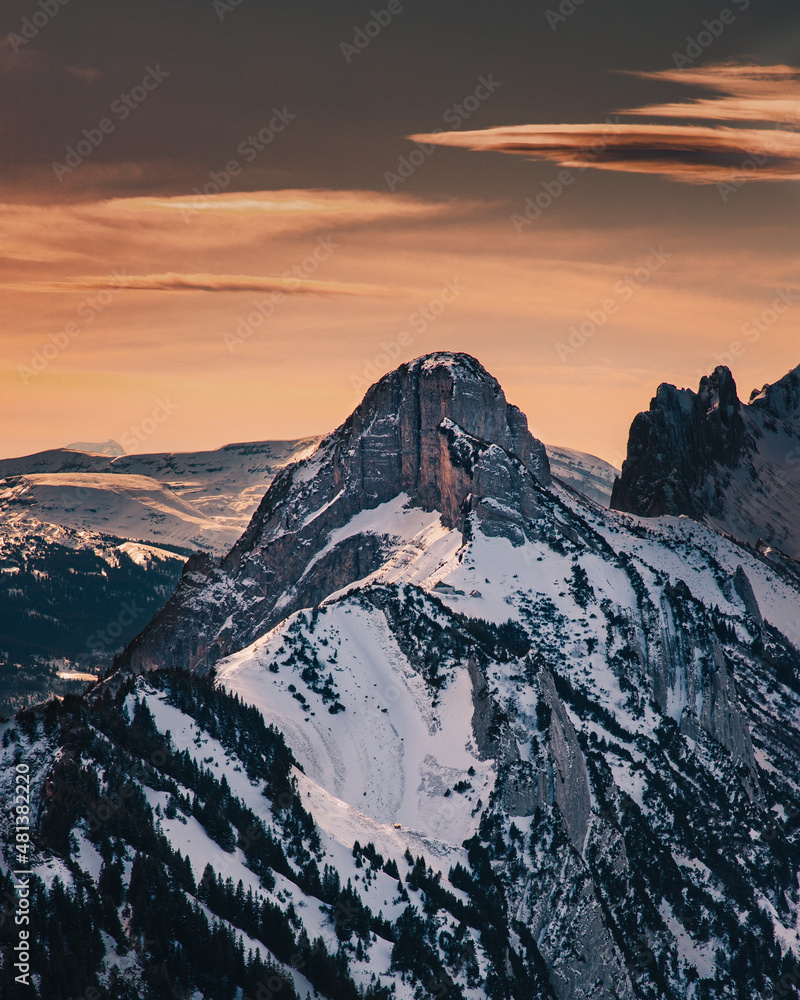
top-left (611, 364), bottom-right (800, 559)
top-left (115, 352), bottom-right (551, 676)
top-left (539, 666), bottom-right (591, 853)
top-left (610, 366), bottom-right (746, 520)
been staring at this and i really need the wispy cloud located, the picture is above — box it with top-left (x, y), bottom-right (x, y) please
top-left (620, 64), bottom-right (800, 126)
top-left (410, 63), bottom-right (800, 184)
top-left (4, 272), bottom-right (394, 296)
top-left (65, 66), bottom-right (101, 85)
top-left (0, 189), bottom-right (460, 266)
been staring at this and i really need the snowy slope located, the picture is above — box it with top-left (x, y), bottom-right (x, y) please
top-left (0, 472), bottom-right (234, 552)
top-left (0, 438), bottom-right (318, 554)
top-left (218, 601), bottom-right (493, 844)
top-left (545, 444), bottom-right (620, 506)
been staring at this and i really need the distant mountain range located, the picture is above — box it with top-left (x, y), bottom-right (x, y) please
top-left (545, 445), bottom-right (619, 506)
top-left (0, 438), bottom-right (318, 554)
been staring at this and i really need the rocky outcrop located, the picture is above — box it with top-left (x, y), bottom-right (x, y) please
top-left (539, 666), bottom-right (591, 853)
top-left (113, 353), bottom-right (551, 677)
top-left (733, 565), bottom-right (762, 625)
top-left (653, 580), bottom-right (762, 800)
top-left (611, 363), bottom-right (800, 560)
top-left (610, 366), bottom-right (746, 520)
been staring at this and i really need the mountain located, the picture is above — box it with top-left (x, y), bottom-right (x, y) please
top-left (113, 352), bottom-right (551, 678)
top-left (2, 352), bottom-right (799, 1000)
top-left (64, 439), bottom-right (126, 456)
top-left (0, 439), bottom-right (317, 710)
top-left (0, 519), bottom-right (185, 716)
top-left (544, 445), bottom-right (619, 506)
top-left (0, 438), bottom-right (318, 554)
top-left (610, 364), bottom-right (800, 561)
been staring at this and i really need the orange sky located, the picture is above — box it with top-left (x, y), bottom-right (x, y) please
top-left (2, 0), bottom-right (799, 467)
top-left (3, 180), bottom-right (798, 466)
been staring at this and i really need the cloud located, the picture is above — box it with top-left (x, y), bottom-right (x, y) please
top-left (0, 188), bottom-right (461, 266)
top-left (3, 272), bottom-right (395, 296)
top-left (621, 64), bottom-right (800, 126)
top-left (410, 63), bottom-right (800, 185)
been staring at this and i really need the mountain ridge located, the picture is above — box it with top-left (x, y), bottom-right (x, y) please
top-left (611, 363), bottom-right (800, 560)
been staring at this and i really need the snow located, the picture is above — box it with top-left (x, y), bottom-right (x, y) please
top-left (545, 444), bottom-right (620, 507)
top-left (116, 679), bottom-right (472, 998)
top-left (117, 540), bottom-right (185, 565)
top-left (0, 472), bottom-right (230, 552)
top-left (658, 900), bottom-right (717, 978)
top-left (0, 438), bottom-right (318, 554)
top-left (217, 599), bottom-right (493, 846)
top-left (297, 494), bottom-right (455, 590)
top-left (72, 828), bottom-right (105, 883)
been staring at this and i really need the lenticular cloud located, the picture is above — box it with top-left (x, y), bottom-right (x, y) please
top-left (409, 63), bottom-right (800, 185)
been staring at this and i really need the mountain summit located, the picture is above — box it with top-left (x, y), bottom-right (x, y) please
top-left (611, 364), bottom-right (800, 560)
top-left (116, 352), bottom-right (551, 676)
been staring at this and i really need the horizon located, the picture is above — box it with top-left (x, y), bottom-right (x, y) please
top-left (5, 352), bottom-right (797, 467)
top-left (3, 0), bottom-right (799, 468)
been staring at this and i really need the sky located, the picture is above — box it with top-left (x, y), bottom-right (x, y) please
top-left (2, 0), bottom-right (799, 466)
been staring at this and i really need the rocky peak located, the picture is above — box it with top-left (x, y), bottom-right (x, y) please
top-left (331, 350), bottom-right (549, 525)
top-left (116, 352), bottom-right (551, 675)
top-left (611, 362), bottom-right (800, 560)
top-left (610, 366), bottom-right (747, 519)
top-left (749, 363), bottom-right (800, 428)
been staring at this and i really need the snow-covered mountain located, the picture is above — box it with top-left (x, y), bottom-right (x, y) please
top-left (544, 445), bottom-right (619, 507)
top-left (0, 438), bottom-right (318, 555)
top-left (2, 353), bottom-right (799, 1000)
top-left (0, 439), bottom-right (318, 709)
top-left (64, 439), bottom-right (126, 456)
top-left (611, 364), bottom-right (800, 561)
top-left (0, 518), bottom-right (185, 715)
